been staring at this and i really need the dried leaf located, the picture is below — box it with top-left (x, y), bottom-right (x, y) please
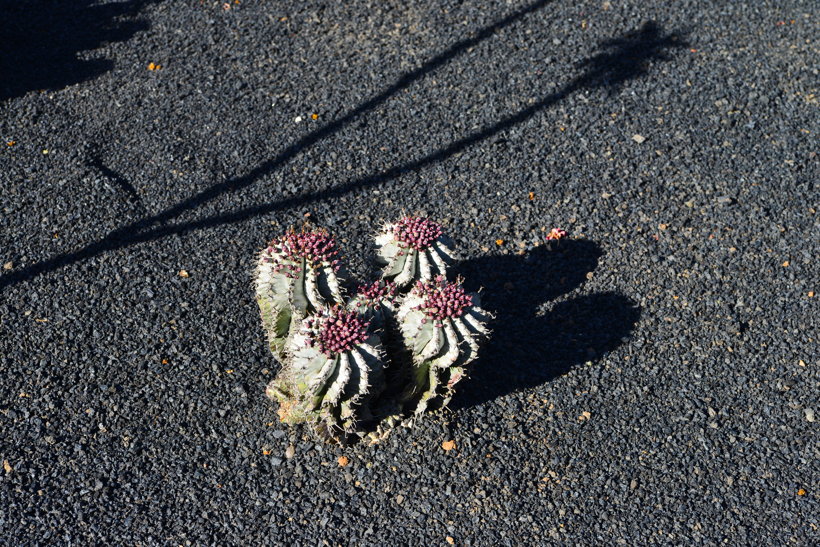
top-left (3, 460), bottom-right (11, 473)
top-left (441, 440), bottom-right (456, 451)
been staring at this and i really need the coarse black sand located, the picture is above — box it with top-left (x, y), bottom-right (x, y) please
top-left (1, 0), bottom-right (817, 544)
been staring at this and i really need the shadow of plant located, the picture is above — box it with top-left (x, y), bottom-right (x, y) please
top-left (451, 240), bottom-right (641, 409)
top-left (0, 0), bottom-right (155, 102)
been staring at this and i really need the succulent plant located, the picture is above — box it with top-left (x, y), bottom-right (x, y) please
top-left (375, 216), bottom-right (454, 289)
top-left (266, 305), bottom-right (385, 443)
top-left (255, 229), bottom-right (344, 360)
top-left (256, 217), bottom-right (494, 444)
top-left (348, 280), bottom-right (398, 334)
top-left (396, 276), bottom-right (492, 416)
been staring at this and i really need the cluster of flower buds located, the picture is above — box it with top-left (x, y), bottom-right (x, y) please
top-left (304, 306), bottom-right (370, 356)
top-left (414, 276), bottom-right (473, 326)
top-left (267, 229), bottom-right (341, 273)
top-left (353, 280), bottom-right (397, 309)
top-left (393, 216), bottom-right (443, 251)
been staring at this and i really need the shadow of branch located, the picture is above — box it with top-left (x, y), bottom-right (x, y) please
top-left (0, 18), bottom-right (687, 290)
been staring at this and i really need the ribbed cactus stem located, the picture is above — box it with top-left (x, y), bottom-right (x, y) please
top-left (256, 229), bottom-right (344, 360)
top-left (348, 279), bottom-right (398, 333)
top-left (397, 276), bottom-right (491, 416)
top-left (268, 305), bottom-right (386, 443)
top-left (375, 216), bottom-right (454, 288)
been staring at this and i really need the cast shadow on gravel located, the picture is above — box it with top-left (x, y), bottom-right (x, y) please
top-left (0, 0), bottom-right (156, 102)
top-left (87, 147), bottom-right (147, 214)
top-left (451, 240), bottom-right (641, 410)
top-left (0, 16), bottom-right (686, 290)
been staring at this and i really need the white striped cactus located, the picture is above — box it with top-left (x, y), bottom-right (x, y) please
top-left (266, 305), bottom-right (386, 443)
top-left (255, 229), bottom-right (344, 360)
top-left (397, 276), bottom-right (491, 415)
top-left (375, 216), bottom-right (455, 289)
top-left (255, 217), bottom-right (493, 444)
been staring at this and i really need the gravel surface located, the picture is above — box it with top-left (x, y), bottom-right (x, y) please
top-left (1, 0), bottom-right (818, 544)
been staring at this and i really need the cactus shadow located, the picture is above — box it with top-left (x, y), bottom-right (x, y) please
top-left (451, 240), bottom-right (641, 410)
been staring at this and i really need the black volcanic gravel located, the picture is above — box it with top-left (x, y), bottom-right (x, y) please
top-left (1, 0), bottom-right (818, 544)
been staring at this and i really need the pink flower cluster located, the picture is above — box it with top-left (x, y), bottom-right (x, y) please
top-left (354, 280), bottom-right (397, 309)
top-left (304, 306), bottom-right (369, 356)
top-left (268, 229), bottom-right (340, 272)
top-left (546, 228), bottom-right (568, 241)
top-left (393, 216), bottom-right (443, 250)
top-left (414, 276), bottom-right (472, 324)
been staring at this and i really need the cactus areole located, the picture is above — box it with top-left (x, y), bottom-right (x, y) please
top-left (255, 217), bottom-right (494, 444)
top-left (353, 280), bottom-right (397, 310)
top-left (267, 229), bottom-right (341, 272)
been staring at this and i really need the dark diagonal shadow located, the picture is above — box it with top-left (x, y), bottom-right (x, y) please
top-left (0, 0), bottom-right (157, 102)
top-left (0, 19), bottom-right (687, 290)
top-left (450, 241), bottom-right (641, 409)
top-left (87, 150), bottom-right (147, 214)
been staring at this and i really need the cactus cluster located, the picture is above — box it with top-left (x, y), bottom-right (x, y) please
top-left (255, 217), bottom-right (491, 444)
